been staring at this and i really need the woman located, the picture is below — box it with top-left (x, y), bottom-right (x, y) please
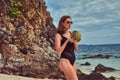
top-left (55, 15), bottom-right (79, 80)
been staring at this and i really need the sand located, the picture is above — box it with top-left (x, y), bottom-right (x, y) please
top-left (0, 74), bottom-right (62, 80)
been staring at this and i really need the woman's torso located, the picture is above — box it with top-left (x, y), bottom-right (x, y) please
top-left (59, 33), bottom-right (75, 65)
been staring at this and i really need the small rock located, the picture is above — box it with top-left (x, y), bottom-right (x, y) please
top-left (81, 62), bottom-right (91, 66)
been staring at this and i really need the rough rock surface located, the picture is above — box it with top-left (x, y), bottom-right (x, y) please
top-left (0, 0), bottom-right (59, 79)
top-left (78, 72), bottom-right (115, 80)
top-left (80, 54), bottom-right (120, 59)
top-left (93, 64), bottom-right (116, 73)
top-left (81, 62), bottom-right (91, 66)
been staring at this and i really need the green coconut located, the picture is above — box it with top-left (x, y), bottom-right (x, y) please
top-left (71, 30), bottom-right (81, 42)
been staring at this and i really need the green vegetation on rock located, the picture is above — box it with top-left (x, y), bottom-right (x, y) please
top-left (7, 0), bottom-right (22, 18)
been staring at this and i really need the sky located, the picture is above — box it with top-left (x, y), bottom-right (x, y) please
top-left (45, 0), bottom-right (120, 45)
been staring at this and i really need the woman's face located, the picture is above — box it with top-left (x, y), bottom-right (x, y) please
top-left (62, 18), bottom-right (73, 30)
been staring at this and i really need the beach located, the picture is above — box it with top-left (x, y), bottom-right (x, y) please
top-left (0, 74), bottom-right (63, 80)
top-left (77, 58), bottom-right (120, 80)
top-left (76, 44), bottom-right (120, 80)
top-left (0, 74), bottom-right (43, 80)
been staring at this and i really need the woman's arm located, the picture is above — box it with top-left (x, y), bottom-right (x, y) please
top-left (55, 33), bottom-right (69, 56)
top-left (74, 42), bottom-right (78, 51)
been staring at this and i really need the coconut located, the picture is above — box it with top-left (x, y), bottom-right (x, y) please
top-left (70, 30), bottom-right (81, 42)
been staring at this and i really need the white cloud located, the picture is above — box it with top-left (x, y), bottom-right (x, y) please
top-left (46, 0), bottom-right (120, 27)
top-left (73, 16), bottom-right (118, 27)
top-left (113, 26), bottom-right (120, 30)
top-left (45, 0), bottom-right (120, 44)
top-left (89, 29), bottom-right (119, 37)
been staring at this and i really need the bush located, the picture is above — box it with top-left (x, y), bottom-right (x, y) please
top-left (7, 0), bottom-right (22, 18)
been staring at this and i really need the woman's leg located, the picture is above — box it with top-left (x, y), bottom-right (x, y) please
top-left (60, 59), bottom-right (78, 80)
top-left (73, 62), bottom-right (77, 72)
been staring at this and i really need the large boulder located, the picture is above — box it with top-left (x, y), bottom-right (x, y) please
top-left (78, 72), bottom-right (115, 80)
top-left (93, 64), bottom-right (116, 73)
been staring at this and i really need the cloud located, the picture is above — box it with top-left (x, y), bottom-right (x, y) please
top-left (45, 0), bottom-right (120, 44)
top-left (46, 0), bottom-right (120, 26)
top-left (113, 26), bottom-right (120, 31)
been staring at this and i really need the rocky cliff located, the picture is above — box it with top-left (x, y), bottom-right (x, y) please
top-left (0, 0), bottom-right (61, 79)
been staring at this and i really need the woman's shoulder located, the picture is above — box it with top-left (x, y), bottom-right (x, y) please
top-left (56, 33), bottom-right (61, 36)
top-left (55, 33), bottom-right (62, 41)
top-left (55, 33), bottom-right (62, 38)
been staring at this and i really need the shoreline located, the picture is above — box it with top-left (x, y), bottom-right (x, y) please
top-left (76, 57), bottom-right (120, 80)
top-left (79, 67), bottom-right (120, 80)
top-left (102, 71), bottom-right (120, 80)
top-left (0, 69), bottom-right (120, 80)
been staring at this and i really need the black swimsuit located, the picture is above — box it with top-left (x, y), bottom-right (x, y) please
top-left (60, 34), bottom-right (75, 65)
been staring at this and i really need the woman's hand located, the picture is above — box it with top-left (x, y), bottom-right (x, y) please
top-left (67, 38), bottom-right (78, 50)
top-left (67, 38), bottom-right (77, 43)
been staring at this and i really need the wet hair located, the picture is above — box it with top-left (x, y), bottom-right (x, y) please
top-left (57, 15), bottom-right (71, 34)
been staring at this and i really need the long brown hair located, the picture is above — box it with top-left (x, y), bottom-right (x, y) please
top-left (57, 15), bottom-right (71, 34)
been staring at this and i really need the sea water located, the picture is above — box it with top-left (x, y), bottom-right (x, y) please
top-left (75, 44), bottom-right (120, 79)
